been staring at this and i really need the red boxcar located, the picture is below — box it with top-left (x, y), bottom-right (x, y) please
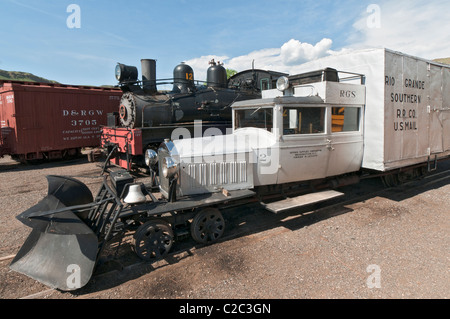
top-left (0, 80), bottom-right (122, 161)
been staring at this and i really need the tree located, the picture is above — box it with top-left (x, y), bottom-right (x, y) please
top-left (226, 69), bottom-right (237, 79)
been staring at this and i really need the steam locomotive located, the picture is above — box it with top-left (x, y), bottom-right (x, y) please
top-left (101, 59), bottom-right (287, 171)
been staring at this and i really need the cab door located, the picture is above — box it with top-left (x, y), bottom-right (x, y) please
top-left (326, 105), bottom-right (364, 177)
top-left (277, 105), bottom-right (330, 184)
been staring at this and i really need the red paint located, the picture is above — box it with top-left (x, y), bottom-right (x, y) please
top-left (0, 80), bottom-right (122, 161)
top-left (101, 126), bottom-right (143, 169)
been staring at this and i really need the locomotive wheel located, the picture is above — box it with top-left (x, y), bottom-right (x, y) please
top-left (132, 220), bottom-right (174, 261)
top-left (190, 208), bottom-right (225, 244)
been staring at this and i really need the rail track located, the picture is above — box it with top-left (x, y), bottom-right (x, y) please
top-left (1, 162), bottom-right (449, 299)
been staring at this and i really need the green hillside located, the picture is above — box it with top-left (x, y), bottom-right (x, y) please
top-left (433, 58), bottom-right (450, 65)
top-left (0, 69), bottom-right (58, 83)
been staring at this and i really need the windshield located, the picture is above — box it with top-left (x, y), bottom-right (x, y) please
top-left (234, 108), bottom-right (273, 132)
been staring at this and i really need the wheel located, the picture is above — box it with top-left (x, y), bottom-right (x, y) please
top-left (382, 173), bottom-right (399, 187)
top-left (132, 220), bottom-right (174, 261)
top-left (397, 171), bottom-right (409, 184)
top-left (190, 208), bottom-right (225, 244)
top-left (414, 166), bottom-right (428, 179)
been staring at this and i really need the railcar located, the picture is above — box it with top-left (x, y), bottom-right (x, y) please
top-left (10, 48), bottom-right (450, 291)
top-left (0, 81), bottom-right (122, 162)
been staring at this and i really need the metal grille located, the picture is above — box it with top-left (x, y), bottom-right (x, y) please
top-left (185, 161), bottom-right (247, 189)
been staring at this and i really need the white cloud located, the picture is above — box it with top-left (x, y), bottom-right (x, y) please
top-left (185, 1), bottom-right (449, 81)
top-left (280, 38), bottom-right (333, 65)
top-left (185, 38), bottom-right (333, 81)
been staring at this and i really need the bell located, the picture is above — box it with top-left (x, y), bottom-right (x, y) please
top-left (124, 184), bottom-right (146, 204)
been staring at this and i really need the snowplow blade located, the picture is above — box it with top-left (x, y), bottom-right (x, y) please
top-left (10, 175), bottom-right (98, 291)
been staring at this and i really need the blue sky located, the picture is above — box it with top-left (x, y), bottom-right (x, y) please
top-left (1, 0), bottom-right (449, 86)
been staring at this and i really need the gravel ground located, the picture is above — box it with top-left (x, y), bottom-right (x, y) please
top-left (0, 155), bottom-right (448, 300)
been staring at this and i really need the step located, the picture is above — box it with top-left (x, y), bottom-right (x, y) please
top-left (262, 190), bottom-right (344, 214)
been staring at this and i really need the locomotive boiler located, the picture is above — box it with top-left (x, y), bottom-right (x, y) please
top-left (101, 59), bottom-right (287, 171)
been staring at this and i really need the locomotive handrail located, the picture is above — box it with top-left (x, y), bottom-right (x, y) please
top-left (118, 78), bottom-right (210, 87)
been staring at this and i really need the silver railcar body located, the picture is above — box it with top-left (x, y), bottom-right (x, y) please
top-left (158, 74), bottom-right (366, 197)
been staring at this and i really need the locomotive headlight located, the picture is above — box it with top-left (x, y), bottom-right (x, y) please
top-left (162, 157), bottom-right (178, 178)
top-left (145, 149), bottom-right (158, 167)
top-left (115, 63), bottom-right (138, 83)
top-left (276, 76), bottom-right (290, 91)
top-left (115, 64), bottom-right (122, 81)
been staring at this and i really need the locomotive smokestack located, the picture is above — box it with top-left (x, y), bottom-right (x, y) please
top-left (141, 59), bottom-right (157, 94)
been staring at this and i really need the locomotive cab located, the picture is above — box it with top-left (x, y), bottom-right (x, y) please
top-left (156, 69), bottom-right (366, 200)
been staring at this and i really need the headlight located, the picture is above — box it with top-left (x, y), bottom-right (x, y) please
top-left (145, 149), bottom-right (158, 166)
top-left (162, 157), bottom-right (177, 178)
top-left (115, 64), bottom-right (122, 81)
top-left (276, 76), bottom-right (290, 91)
top-left (115, 63), bottom-right (138, 82)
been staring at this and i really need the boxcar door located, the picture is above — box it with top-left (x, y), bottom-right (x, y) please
top-left (428, 64), bottom-right (444, 154)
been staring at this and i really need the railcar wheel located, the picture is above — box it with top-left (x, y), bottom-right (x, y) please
top-left (132, 220), bottom-right (174, 261)
top-left (382, 173), bottom-right (399, 187)
top-left (191, 208), bottom-right (225, 244)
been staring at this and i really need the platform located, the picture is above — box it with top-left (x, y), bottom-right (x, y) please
top-left (262, 190), bottom-right (344, 214)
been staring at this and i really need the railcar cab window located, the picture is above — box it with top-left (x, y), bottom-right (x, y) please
top-left (283, 107), bottom-right (325, 135)
top-left (331, 107), bottom-right (360, 132)
top-left (260, 78), bottom-right (269, 91)
top-left (235, 107), bottom-right (273, 132)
